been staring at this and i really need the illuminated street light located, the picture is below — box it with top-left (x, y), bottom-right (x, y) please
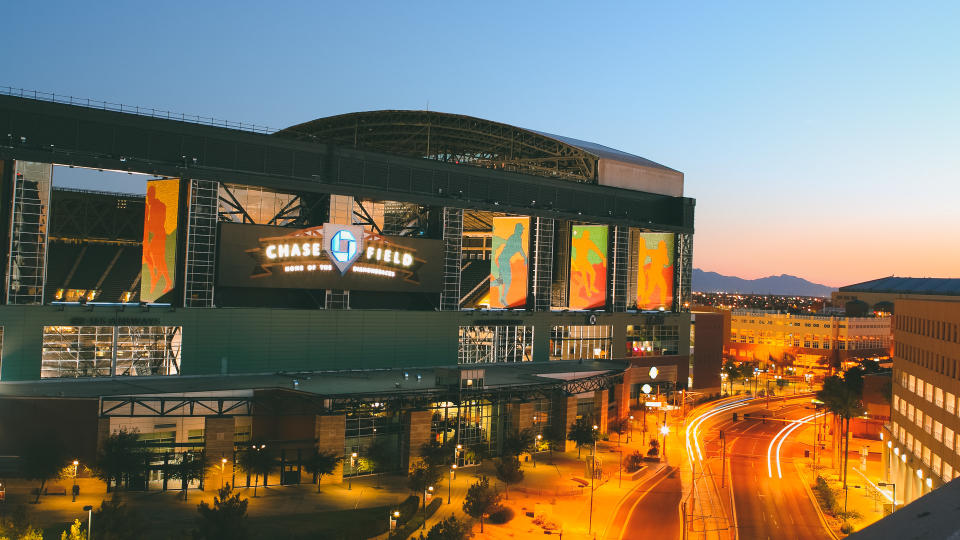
top-left (220, 457), bottom-right (228, 488)
top-left (349, 452), bottom-right (358, 490)
top-left (448, 464), bottom-right (457, 503)
top-left (660, 425), bottom-right (670, 465)
top-left (534, 434), bottom-right (542, 468)
top-left (82, 505), bottom-right (93, 539)
top-left (72, 460), bottom-right (79, 502)
top-left (589, 424), bottom-right (598, 534)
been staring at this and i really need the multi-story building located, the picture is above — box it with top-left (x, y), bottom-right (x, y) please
top-left (0, 92), bottom-right (701, 492)
top-left (833, 277), bottom-right (960, 312)
top-left (725, 309), bottom-right (891, 371)
top-left (883, 299), bottom-right (960, 505)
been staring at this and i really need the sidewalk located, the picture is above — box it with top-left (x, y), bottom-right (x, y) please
top-left (792, 423), bottom-right (889, 537)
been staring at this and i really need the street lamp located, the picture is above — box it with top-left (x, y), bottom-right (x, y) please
top-left (448, 464), bottom-right (457, 503)
top-left (660, 425), bottom-right (670, 465)
top-left (82, 505), bottom-right (93, 540)
top-left (628, 415), bottom-right (634, 443)
top-left (72, 460), bottom-right (79, 502)
top-left (220, 457), bottom-right (228, 488)
top-left (877, 482), bottom-right (896, 513)
top-left (534, 434), bottom-right (542, 468)
top-left (389, 509), bottom-right (400, 530)
top-left (349, 452), bottom-right (358, 491)
top-left (589, 424), bottom-right (598, 535)
top-left (454, 444), bottom-right (462, 473)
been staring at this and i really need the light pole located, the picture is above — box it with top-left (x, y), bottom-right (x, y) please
top-left (72, 460), bottom-right (79, 502)
top-left (660, 424), bottom-right (670, 465)
top-left (628, 415), bottom-right (634, 443)
top-left (534, 434), bottom-right (542, 468)
top-left (454, 444), bottom-right (462, 475)
top-left (878, 482), bottom-right (896, 513)
top-left (448, 465), bottom-right (456, 503)
top-left (83, 504), bottom-right (93, 540)
top-left (220, 457), bottom-right (227, 488)
top-left (589, 424), bottom-right (598, 535)
top-left (389, 509), bottom-right (400, 531)
top-left (349, 452), bottom-right (357, 490)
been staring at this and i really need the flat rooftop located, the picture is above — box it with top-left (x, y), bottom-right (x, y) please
top-left (0, 360), bottom-right (625, 399)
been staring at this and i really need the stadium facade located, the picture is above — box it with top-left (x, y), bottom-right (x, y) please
top-left (0, 91), bottom-right (700, 489)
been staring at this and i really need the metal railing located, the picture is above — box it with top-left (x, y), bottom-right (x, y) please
top-left (1, 86), bottom-right (275, 134)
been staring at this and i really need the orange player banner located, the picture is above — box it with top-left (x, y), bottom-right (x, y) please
top-left (489, 216), bottom-right (530, 308)
top-left (141, 178), bottom-right (180, 302)
top-left (636, 232), bottom-right (674, 310)
top-left (569, 225), bottom-right (608, 310)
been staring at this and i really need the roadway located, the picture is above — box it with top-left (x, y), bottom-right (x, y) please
top-left (693, 395), bottom-right (832, 540)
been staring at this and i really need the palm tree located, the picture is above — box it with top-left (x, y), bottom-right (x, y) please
top-left (816, 374), bottom-right (864, 489)
top-left (237, 443), bottom-right (274, 497)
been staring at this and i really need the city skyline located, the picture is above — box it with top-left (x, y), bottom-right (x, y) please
top-left (5, 1), bottom-right (958, 287)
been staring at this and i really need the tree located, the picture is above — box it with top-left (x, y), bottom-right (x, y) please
top-left (420, 439), bottom-right (455, 470)
top-left (236, 443), bottom-right (274, 497)
top-left (541, 425), bottom-right (565, 460)
top-left (462, 475), bottom-right (501, 533)
top-left (608, 417), bottom-right (629, 448)
top-left (94, 429), bottom-right (149, 492)
top-left (194, 483), bottom-right (249, 540)
top-left (567, 417), bottom-right (597, 459)
top-left (20, 439), bottom-right (69, 504)
top-left (302, 450), bottom-right (343, 493)
top-left (816, 374), bottom-right (865, 490)
top-left (0, 505), bottom-right (44, 539)
top-left (493, 456), bottom-right (523, 500)
top-left (165, 451), bottom-right (206, 500)
top-left (501, 429), bottom-right (535, 460)
top-left (60, 519), bottom-right (86, 540)
top-left (426, 516), bottom-right (470, 540)
top-left (91, 496), bottom-right (144, 540)
top-left (647, 438), bottom-right (660, 457)
top-left (408, 459), bottom-right (442, 512)
top-left (365, 438), bottom-right (394, 488)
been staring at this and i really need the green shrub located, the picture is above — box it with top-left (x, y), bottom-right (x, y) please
top-left (840, 522), bottom-right (854, 534)
top-left (398, 495), bottom-right (419, 523)
top-left (487, 506), bottom-right (515, 524)
top-left (387, 495), bottom-right (444, 539)
top-left (623, 451), bottom-right (644, 473)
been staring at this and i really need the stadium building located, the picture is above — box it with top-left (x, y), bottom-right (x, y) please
top-left (0, 91), bottom-right (698, 490)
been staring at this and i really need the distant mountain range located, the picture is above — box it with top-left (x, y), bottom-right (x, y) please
top-left (693, 269), bottom-right (837, 297)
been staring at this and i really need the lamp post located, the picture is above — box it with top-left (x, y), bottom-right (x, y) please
top-left (534, 434), bottom-right (542, 468)
top-left (877, 482), bottom-right (896, 513)
top-left (448, 465), bottom-right (457, 503)
top-left (628, 415), bottom-right (634, 443)
top-left (220, 457), bottom-right (227, 488)
top-left (389, 509), bottom-right (400, 531)
top-left (82, 505), bottom-right (93, 540)
top-left (589, 424), bottom-right (598, 535)
top-left (72, 460), bottom-right (79, 502)
top-left (660, 425), bottom-right (670, 465)
top-left (348, 452), bottom-right (357, 490)
top-left (454, 444), bottom-right (462, 475)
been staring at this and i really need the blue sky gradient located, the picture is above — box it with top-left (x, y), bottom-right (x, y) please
top-left (5, 1), bottom-right (959, 286)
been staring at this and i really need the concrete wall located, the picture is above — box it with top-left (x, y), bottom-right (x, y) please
top-left (0, 397), bottom-right (99, 461)
top-left (598, 159), bottom-right (684, 197)
top-left (691, 312), bottom-right (724, 390)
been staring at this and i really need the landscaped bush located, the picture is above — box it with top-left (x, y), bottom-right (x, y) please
top-left (387, 495), bottom-right (444, 539)
top-left (840, 522), bottom-right (854, 534)
top-left (623, 451), bottom-right (644, 473)
top-left (813, 476), bottom-right (839, 514)
top-left (487, 506), bottom-right (515, 524)
top-left (398, 495), bottom-right (419, 523)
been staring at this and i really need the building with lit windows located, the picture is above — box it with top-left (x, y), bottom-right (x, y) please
top-left (883, 299), bottom-right (960, 506)
top-left (725, 309), bottom-right (892, 371)
top-left (0, 91), bottom-right (703, 491)
top-left (832, 277), bottom-right (960, 313)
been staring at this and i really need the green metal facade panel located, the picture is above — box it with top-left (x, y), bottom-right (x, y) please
top-left (0, 306), bottom-right (689, 381)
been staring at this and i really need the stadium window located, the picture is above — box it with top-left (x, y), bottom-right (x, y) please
top-left (41, 325), bottom-right (182, 378)
top-left (946, 427), bottom-right (955, 451)
top-left (936, 388), bottom-right (944, 408)
top-left (549, 325), bottom-right (612, 360)
top-left (458, 325), bottom-right (534, 364)
top-left (934, 421), bottom-right (943, 442)
top-left (947, 392), bottom-right (956, 415)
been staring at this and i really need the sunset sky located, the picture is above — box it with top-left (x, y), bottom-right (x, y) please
top-left (6, 1), bottom-right (959, 288)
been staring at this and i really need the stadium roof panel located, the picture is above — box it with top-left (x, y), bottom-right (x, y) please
top-left (276, 110), bottom-right (679, 186)
top-left (839, 276), bottom-right (960, 296)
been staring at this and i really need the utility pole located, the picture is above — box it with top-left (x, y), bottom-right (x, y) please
top-left (720, 430), bottom-right (727, 488)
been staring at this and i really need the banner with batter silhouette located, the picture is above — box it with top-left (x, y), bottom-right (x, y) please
top-left (568, 225), bottom-right (607, 310)
top-left (140, 178), bottom-right (180, 303)
top-left (635, 232), bottom-right (674, 310)
top-left (489, 216), bottom-right (529, 308)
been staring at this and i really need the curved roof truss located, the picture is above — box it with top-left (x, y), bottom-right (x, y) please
top-left (275, 110), bottom-right (600, 184)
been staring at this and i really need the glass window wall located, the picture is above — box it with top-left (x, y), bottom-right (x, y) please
top-left (550, 325), bottom-right (612, 360)
top-left (458, 325), bottom-right (534, 364)
top-left (42, 325), bottom-right (182, 378)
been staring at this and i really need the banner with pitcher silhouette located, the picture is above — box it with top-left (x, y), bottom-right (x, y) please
top-left (569, 225), bottom-right (608, 310)
top-left (635, 232), bottom-right (674, 310)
